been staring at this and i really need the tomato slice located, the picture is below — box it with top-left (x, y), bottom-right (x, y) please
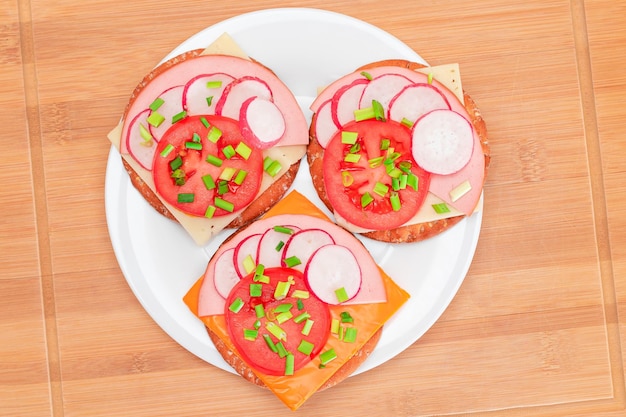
top-left (323, 119), bottom-right (431, 230)
top-left (153, 115), bottom-right (263, 217)
top-left (225, 267), bottom-right (331, 376)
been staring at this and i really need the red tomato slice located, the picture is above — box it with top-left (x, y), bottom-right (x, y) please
top-left (153, 115), bottom-right (263, 217)
top-left (323, 119), bottom-right (431, 230)
top-left (225, 267), bottom-right (331, 376)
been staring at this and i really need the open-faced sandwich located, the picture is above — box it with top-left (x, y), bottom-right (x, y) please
top-left (307, 59), bottom-right (490, 243)
top-left (184, 190), bottom-right (410, 410)
top-left (107, 34), bottom-right (309, 245)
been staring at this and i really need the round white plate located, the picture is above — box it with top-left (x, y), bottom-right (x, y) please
top-left (105, 7), bottom-right (482, 376)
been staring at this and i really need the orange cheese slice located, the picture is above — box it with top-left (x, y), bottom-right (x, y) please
top-left (183, 190), bottom-right (410, 410)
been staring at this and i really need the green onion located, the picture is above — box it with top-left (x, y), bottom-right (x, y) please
top-left (170, 169), bottom-right (185, 186)
top-left (335, 287), bottom-right (349, 303)
top-left (255, 264), bottom-right (265, 278)
top-left (206, 96), bottom-right (213, 107)
top-left (243, 329), bottom-right (258, 341)
top-left (206, 80), bottom-right (223, 88)
top-left (249, 283), bottom-right (263, 297)
top-left (407, 173), bottom-right (419, 191)
top-left (207, 126), bottom-right (222, 143)
top-left (233, 169), bottom-right (247, 185)
top-left (385, 151), bottom-right (402, 164)
top-left (222, 144), bottom-right (236, 159)
top-left (380, 138), bottom-right (390, 150)
top-left (169, 155), bottom-right (183, 170)
top-left (139, 123), bottom-right (152, 143)
top-left (219, 167), bottom-right (236, 181)
top-left (263, 334), bottom-right (278, 353)
top-left (217, 180), bottom-right (229, 195)
top-left (147, 111), bottom-right (165, 128)
top-left (432, 202), bottom-right (451, 214)
top-left (264, 158), bottom-right (282, 177)
top-left (296, 298), bottom-right (304, 310)
top-left (360, 71), bottom-right (373, 80)
top-left (206, 154), bottom-right (223, 167)
top-left (354, 106), bottom-right (375, 121)
top-left (368, 156), bottom-right (384, 168)
top-left (294, 312), bottom-right (310, 324)
top-left (276, 311), bottom-right (293, 324)
top-left (449, 180), bottom-right (472, 202)
top-left (373, 182), bottom-right (389, 197)
top-left (204, 205), bottom-right (216, 218)
top-left (171, 110), bottom-right (187, 124)
top-left (427, 72), bottom-right (434, 84)
top-left (177, 193), bottom-right (194, 203)
top-left (243, 255), bottom-right (255, 274)
top-left (390, 192), bottom-right (401, 211)
top-left (301, 319), bottom-right (314, 336)
top-left (192, 132), bottom-right (201, 143)
top-left (273, 225), bottom-right (294, 234)
top-left (254, 320), bottom-right (262, 330)
top-left (401, 117), bottom-right (414, 128)
top-left (214, 197), bottom-right (234, 212)
top-left (341, 131), bottom-right (358, 145)
top-left (292, 290), bottom-right (309, 299)
top-left (343, 327), bottom-right (357, 343)
top-left (372, 100), bottom-right (385, 121)
top-left (387, 167), bottom-right (403, 179)
top-left (344, 153), bottom-right (361, 163)
top-left (200, 116), bottom-right (210, 128)
top-left (330, 319), bottom-right (340, 335)
top-left (228, 297), bottom-right (245, 313)
top-left (254, 304), bottom-right (265, 318)
top-left (283, 256), bottom-right (301, 268)
top-left (342, 171), bottom-right (354, 187)
top-left (266, 322), bottom-right (287, 341)
top-left (392, 177), bottom-right (400, 191)
top-left (274, 303), bottom-right (293, 313)
top-left (340, 311), bottom-right (354, 323)
top-left (254, 274), bottom-right (270, 284)
top-left (349, 143), bottom-right (361, 153)
top-left (285, 353), bottom-right (295, 376)
top-left (160, 143), bottom-right (174, 157)
top-left (185, 141), bottom-right (202, 150)
top-left (235, 142), bottom-right (252, 160)
top-left (275, 241), bottom-right (285, 252)
top-left (361, 192), bottom-right (374, 208)
top-left (202, 174), bottom-right (215, 190)
top-left (398, 160), bottom-right (412, 173)
top-left (399, 174), bottom-right (408, 189)
top-left (149, 97), bottom-right (164, 112)
top-left (276, 341), bottom-right (288, 358)
top-left (297, 340), bottom-right (315, 356)
top-left (319, 349), bottom-right (337, 366)
top-left (274, 280), bottom-right (292, 300)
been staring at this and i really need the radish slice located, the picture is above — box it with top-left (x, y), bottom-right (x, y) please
top-left (412, 109), bottom-right (475, 175)
top-left (256, 225), bottom-right (300, 268)
top-left (359, 73), bottom-right (413, 114)
top-left (182, 73), bottom-right (234, 115)
top-left (282, 228), bottom-right (335, 272)
top-left (214, 76), bottom-right (273, 120)
top-left (125, 108), bottom-right (157, 170)
top-left (388, 83), bottom-right (451, 124)
top-left (212, 248), bottom-right (240, 299)
top-left (313, 100), bottom-right (338, 148)
top-left (305, 244), bottom-right (362, 305)
top-left (233, 233), bottom-right (262, 278)
top-left (239, 96), bottom-right (286, 149)
top-left (331, 78), bottom-right (368, 127)
top-left (148, 85), bottom-right (185, 141)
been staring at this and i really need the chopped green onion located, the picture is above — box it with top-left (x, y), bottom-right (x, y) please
top-left (285, 353), bottom-right (295, 376)
top-left (192, 132), bottom-right (201, 143)
top-left (343, 327), bottom-right (358, 343)
top-left (254, 320), bottom-right (262, 330)
top-left (170, 169), bottom-right (185, 186)
top-left (407, 173), bottom-right (419, 191)
top-left (185, 141), bottom-right (202, 150)
top-left (341, 131), bottom-right (358, 145)
top-left (243, 329), bottom-right (258, 341)
top-left (214, 197), bottom-right (234, 212)
top-left (274, 280), bottom-right (292, 300)
top-left (401, 117), bottom-right (414, 128)
top-left (368, 156), bottom-right (384, 168)
top-left (276, 341), bottom-right (288, 358)
top-left (387, 166), bottom-right (403, 179)
top-left (206, 154), bottom-right (223, 167)
top-left (147, 111), bottom-right (165, 128)
top-left (274, 303), bottom-right (293, 313)
top-left (398, 174), bottom-right (408, 190)
top-left (276, 311), bottom-right (293, 324)
top-left (206, 80), bottom-right (223, 88)
top-left (217, 180), bottom-right (229, 195)
top-left (139, 123), bottom-right (152, 143)
top-left (296, 299), bottom-right (304, 310)
top-left (344, 153), bottom-right (361, 163)
top-left (264, 158), bottom-right (282, 177)
top-left (449, 180), bottom-right (472, 202)
top-left (294, 312), bottom-right (310, 324)
top-left (372, 100), bottom-right (385, 121)
top-left (263, 334), bottom-right (278, 353)
top-left (390, 192), bottom-right (402, 211)
top-left (340, 311), bottom-right (354, 323)
top-left (319, 349), bottom-right (337, 366)
top-left (349, 143), bottom-right (361, 153)
top-left (254, 304), bottom-right (265, 318)
top-left (207, 126), bottom-right (222, 143)
top-left (169, 155), bottom-right (183, 170)
top-left (204, 205), bottom-right (216, 218)
top-left (233, 169), bottom-right (247, 185)
top-left (228, 297), bottom-right (245, 313)
top-left (360, 71), bottom-right (372, 80)
top-left (361, 192), bottom-right (374, 208)
top-left (235, 142), bottom-right (252, 160)
top-left (273, 225), bottom-right (294, 234)
top-left (202, 174), bottom-right (216, 190)
top-left (373, 182), bottom-right (389, 197)
top-left (292, 290), bottom-right (309, 299)
top-left (177, 193), bottom-right (194, 203)
top-left (427, 72), bottom-right (434, 84)
top-left (432, 202), bottom-right (451, 214)
top-left (301, 319), bottom-right (314, 336)
top-left (354, 106), bottom-right (375, 121)
top-left (341, 171), bottom-right (354, 187)
top-left (219, 166), bottom-right (236, 181)
top-left (385, 151), bottom-right (402, 164)
top-left (330, 318), bottom-right (340, 334)
top-left (335, 287), bottom-right (349, 303)
top-left (275, 241), bottom-right (285, 252)
top-left (149, 97), bottom-right (164, 112)
top-left (171, 110), bottom-right (187, 124)
top-left (254, 274), bottom-right (270, 284)
top-left (243, 255), bottom-right (256, 274)
top-left (398, 160), bottom-right (412, 173)
top-left (380, 138), bottom-right (390, 150)
top-left (249, 283), bottom-right (263, 297)
top-left (222, 144), bottom-right (236, 159)
top-left (297, 340), bottom-right (315, 356)
top-left (283, 256), bottom-right (301, 268)
top-left (160, 143), bottom-right (174, 157)
top-left (265, 322), bottom-right (287, 341)
top-left (200, 116), bottom-right (210, 128)
top-left (206, 96), bottom-right (213, 107)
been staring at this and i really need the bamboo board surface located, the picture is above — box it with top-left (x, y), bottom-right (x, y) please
top-left (2, 0), bottom-right (626, 415)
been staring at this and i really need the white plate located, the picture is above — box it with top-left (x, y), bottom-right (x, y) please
top-left (105, 7), bottom-right (482, 376)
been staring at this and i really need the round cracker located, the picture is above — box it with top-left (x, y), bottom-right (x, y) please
top-left (307, 59), bottom-right (490, 243)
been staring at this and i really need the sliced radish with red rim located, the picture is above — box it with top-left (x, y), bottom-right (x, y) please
top-left (282, 228), bottom-right (335, 272)
top-left (388, 83), bottom-right (451, 124)
top-left (304, 244), bottom-right (362, 305)
top-left (256, 225), bottom-right (300, 268)
top-left (125, 108), bottom-right (157, 170)
top-left (214, 76), bottom-right (273, 120)
top-left (182, 73), bottom-right (234, 115)
top-left (358, 73), bottom-right (413, 114)
top-left (212, 248), bottom-right (240, 299)
top-left (148, 85), bottom-right (185, 141)
top-left (313, 99), bottom-right (338, 148)
top-left (331, 78), bottom-right (368, 127)
top-left (233, 233), bottom-right (262, 278)
top-left (239, 97), bottom-right (286, 149)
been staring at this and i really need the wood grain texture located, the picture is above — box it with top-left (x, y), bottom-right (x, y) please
top-left (2, 0), bottom-right (625, 415)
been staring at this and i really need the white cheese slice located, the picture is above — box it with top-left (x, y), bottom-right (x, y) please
top-left (415, 63), bottom-right (463, 103)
